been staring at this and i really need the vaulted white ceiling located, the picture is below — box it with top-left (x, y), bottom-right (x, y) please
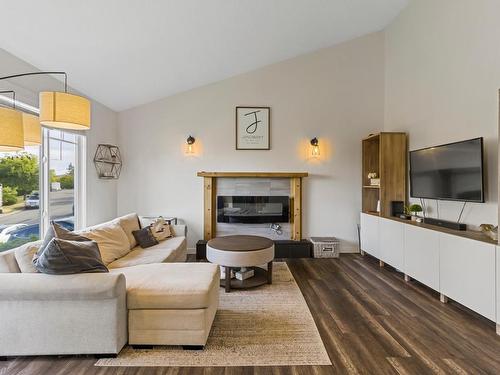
top-left (0, 0), bottom-right (408, 111)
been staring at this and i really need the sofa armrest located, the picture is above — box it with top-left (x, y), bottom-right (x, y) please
top-left (0, 272), bottom-right (126, 301)
top-left (171, 224), bottom-right (187, 237)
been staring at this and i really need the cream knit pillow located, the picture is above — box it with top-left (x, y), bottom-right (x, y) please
top-left (14, 240), bottom-right (43, 273)
top-left (149, 217), bottom-right (172, 242)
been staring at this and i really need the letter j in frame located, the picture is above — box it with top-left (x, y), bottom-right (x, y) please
top-left (236, 106), bottom-right (270, 150)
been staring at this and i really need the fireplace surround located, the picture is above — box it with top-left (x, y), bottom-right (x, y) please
top-left (197, 172), bottom-right (308, 240)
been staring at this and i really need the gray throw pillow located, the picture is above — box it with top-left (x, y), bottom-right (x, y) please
top-left (41, 221), bottom-right (89, 249)
top-left (35, 221), bottom-right (91, 264)
top-left (34, 238), bottom-right (108, 275)
top-left (132, 226), bottom-right (159, 248)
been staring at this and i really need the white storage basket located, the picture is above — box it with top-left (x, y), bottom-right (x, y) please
top-left (310, 237), bottom-right (340, 258)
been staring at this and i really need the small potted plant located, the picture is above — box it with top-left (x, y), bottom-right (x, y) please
top-left (479, 224), bottom-right (498, 241)
top-left (367, 172), bottom-right (379, 186)
top-left (408, 204), bottom-right (423, 221)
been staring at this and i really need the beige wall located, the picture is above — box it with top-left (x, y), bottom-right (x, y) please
top-left (6, 0), bottom-right (497, 242)
top-left (85, 101), bottom-right (119, 225)
top-left (385, 0), bottom-right (500, 227)
top-left (117, 32), bottom-right (386, 251)
top-left (0, 48), bottom-right (119, 226)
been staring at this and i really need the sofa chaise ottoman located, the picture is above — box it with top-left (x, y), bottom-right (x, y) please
top-left (113, 263), bottom-right (220, 349)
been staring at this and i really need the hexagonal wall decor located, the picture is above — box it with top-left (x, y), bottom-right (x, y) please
top-left (93, 144), bottom-right (122, 179)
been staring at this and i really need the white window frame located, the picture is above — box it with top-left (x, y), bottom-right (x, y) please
top-left (40, 129), bottom-right (86, 235)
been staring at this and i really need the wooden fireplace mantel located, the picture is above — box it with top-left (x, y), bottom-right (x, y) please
top-left (197, 171), bottom-right (308, 178)
top-left (197, 171), bottom-right (308, 241)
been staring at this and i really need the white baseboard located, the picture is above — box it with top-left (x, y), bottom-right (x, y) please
top-left (339, 243), bottom-right (360, 254)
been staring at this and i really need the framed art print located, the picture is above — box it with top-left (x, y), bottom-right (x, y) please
top-left (235, 106), bottom-right (270, 150)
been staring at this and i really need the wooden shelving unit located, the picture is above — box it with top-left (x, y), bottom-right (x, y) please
top-left (362, 132), bottom-right (407, 216)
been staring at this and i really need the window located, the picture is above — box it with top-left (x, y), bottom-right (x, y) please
top-left (48, 130), bottom-right (77, 231)
top-left (0, 129), bottom-right (85, 252)
top-left (0, 145), bottom-right (41, 251)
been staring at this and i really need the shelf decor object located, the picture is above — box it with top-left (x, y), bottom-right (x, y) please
top-left (93, 144), bottom-right (122, 179)
top-left (0, 71), bottom-right (90, 131)
top-left (367, 172), bottom-right (380, 186)
top-left (362, 132), bottom-right (407, 216)
top-left (0, 90), bottom-right (24, 152)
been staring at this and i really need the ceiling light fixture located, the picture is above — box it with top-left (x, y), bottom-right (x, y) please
top-left (0, 94), bottom-right (38, 115)
top-left (0, 72), bottom-right (91, 131)
top-left (22, 113), bottom-right (41, 146)
top-left (0, 90), bottom-right (24, 152)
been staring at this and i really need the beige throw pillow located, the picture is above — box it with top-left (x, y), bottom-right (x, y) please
top-left (14, 240), bottom-right (43, 273)
top-left (114, 213), bottom-right (140, 249)
top-left (79, 222), bottom-right (130, 265)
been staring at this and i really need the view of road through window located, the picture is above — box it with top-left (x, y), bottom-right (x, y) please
top-left (0, 130), bottom-right (77, 252)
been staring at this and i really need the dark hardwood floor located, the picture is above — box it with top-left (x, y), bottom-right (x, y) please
top-left (1, 254), bottom-right (499, 374)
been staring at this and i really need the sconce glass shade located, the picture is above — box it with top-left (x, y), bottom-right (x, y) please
top-left (22, 113), bottom-right (41, 145)
top-left (186, 135), bottom-right (195, 154)
top-left (0, 107), bottom-right (24, 151)
top-left (310, 137), bottom-right (320, 157)
top-left (311, 145), bottom-right (320, 157)
top-left (39, 91), bottom-right (91, 130)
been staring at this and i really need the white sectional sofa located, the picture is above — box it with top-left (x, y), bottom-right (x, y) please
top-left (0, 213), bottom-right (220, 358)
top-left (0, 271), bottom-right (128, 357)
top-left (81, 213), bottom-right (188, 267)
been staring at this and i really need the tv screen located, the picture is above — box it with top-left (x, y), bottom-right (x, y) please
top-left (409, 137), bottom-right (484, 202)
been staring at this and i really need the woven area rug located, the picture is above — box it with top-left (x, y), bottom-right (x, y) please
top-left (96, 262), bottom-right (331, 367)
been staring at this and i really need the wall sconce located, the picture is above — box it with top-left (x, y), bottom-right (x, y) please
top-left (186, 135), bottom-right (195, 154)
top-left (310, 137), bottom-right (320, 157)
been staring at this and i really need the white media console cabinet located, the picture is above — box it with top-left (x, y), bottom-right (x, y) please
top-left (360, 212), bottom-right (499, 335)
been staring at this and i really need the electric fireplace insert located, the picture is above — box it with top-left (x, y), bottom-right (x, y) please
top-left (217, 196), bottom-right (290, 223)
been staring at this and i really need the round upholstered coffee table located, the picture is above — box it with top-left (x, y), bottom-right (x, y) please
top-left (206, 235), bottom-right (275, 292)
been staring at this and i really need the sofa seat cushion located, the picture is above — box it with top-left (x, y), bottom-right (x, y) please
top-left (111, 263), bottom-right (220, 310)
top-left (78, 222), bottom-right (130, 265)
top-left (107, 237), bottom-right (186, 269)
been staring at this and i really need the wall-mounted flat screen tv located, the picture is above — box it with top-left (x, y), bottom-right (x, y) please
top-left (409, 137), bottom-right (484, 202)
